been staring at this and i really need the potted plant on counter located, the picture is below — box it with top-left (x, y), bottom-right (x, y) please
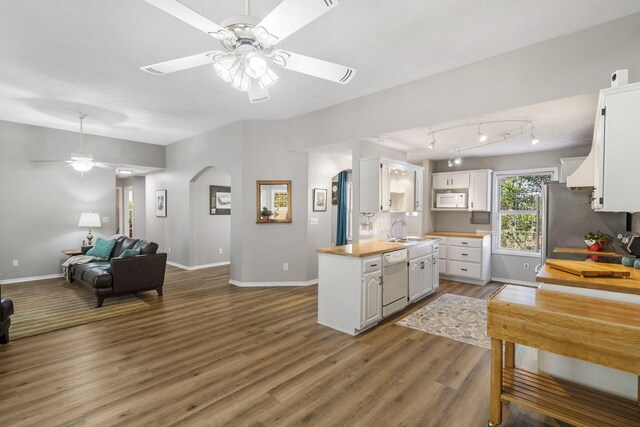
top-left (584, 231), bottom-right (613, 252)
top-left (259, 207), bottom-right (273, 223)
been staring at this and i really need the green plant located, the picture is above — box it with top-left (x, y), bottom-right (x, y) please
top-left (584, 231), bottom-right (613, 242)
top-left (260, 206), bottom-right (273, 217)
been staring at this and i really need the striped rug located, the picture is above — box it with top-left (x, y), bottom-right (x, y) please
top-left (1, 278), bottom-right (151, 340)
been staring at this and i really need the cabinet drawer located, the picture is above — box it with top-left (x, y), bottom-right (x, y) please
top-left (448, 237), bottom-right (482, 248)
top-left (448, 246), bottom-right (481, 262)
top-left (362, 256), bottom-right (382, 273)
top-left (448, 260), bottom-right (482, 278)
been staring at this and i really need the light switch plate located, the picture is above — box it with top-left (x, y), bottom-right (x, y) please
top-left (102, 217), bottom-right (110, 223)
top-left (310, 218), bottom-right (319, 225)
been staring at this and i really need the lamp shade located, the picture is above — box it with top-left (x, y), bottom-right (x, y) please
top-left (78, 212), bottom-right (101, 228)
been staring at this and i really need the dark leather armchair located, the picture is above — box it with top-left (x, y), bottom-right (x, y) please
top-left (1, 298), bottom-right (14, 344)
top-left (70, 237), bottom-right (167, 307)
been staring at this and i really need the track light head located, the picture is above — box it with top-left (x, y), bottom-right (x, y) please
top-left (530, 135), bottom-right (540, 145)
top-left (448, 158), bottom-right (453, 168)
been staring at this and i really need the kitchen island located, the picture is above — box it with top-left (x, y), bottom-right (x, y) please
top-left (316, 239), bottom-right (439, 335)
top-left (536, 261), bottom-right (640, 399)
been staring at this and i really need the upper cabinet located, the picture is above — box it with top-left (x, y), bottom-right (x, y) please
top-left (567, 82), bottom-right (640, 212)
top-left (432, 169), bottom-right (492, 212)
top-left (469, 170), bottom-right (492, 211)
top-left (432, 172), bottom-right (470, 190)
top-left (360, 157), bottom-right (424, 213)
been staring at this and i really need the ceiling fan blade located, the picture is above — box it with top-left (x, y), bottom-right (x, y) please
top-left (248, 85), bottom-right (270, 104)
top-left (144, 0), bottom-right (232, 40)
top-left (271, 50), bottom-right (356, 84)
top-left (141, 50), bottom-right (225, 75)
top-left (93, 162), bottom-right (114, 170)
top-left (30, 160), bottom-right (66, 163)
top-left (254, 0), bottom-right (340, 45)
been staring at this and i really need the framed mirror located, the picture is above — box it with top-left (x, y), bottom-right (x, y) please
top-left (256, 180), bottom-right (292, 223)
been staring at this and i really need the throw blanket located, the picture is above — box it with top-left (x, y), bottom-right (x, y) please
top-left (62, 255), bottom-right (101, 283)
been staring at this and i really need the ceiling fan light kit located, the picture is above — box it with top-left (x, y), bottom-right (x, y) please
top-left (141, 0), bottom-right (356, 103)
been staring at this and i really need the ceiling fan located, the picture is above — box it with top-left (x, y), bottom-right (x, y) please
top-left (140, 0), bottom-right (357, 103)
top-left (31, 113), bottom-right (112, 174)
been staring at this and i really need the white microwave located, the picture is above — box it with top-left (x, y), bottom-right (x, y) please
top-left (436, 193), bottom-right (467, 209)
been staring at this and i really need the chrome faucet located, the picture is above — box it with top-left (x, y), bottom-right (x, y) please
top-left (390, 219), bottom-right (408, 240)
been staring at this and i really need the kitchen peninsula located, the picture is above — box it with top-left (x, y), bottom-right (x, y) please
top-left (535, 260), bottom-right (640, 400)
top-left (316, 239), bottom-right (439, 335)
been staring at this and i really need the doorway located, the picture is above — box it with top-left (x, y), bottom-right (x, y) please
top-left (126, 185), bottom-right (134, 238)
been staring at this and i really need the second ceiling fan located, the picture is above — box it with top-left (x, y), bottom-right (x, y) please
top-left (141, 0), bottom-right (357, 103)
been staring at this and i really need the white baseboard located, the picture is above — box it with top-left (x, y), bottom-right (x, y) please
top-left (229, 279), bottom-right (317, 287)
top-left (0, 273), bottom-right (64, 285)
top-left (492, 277), bottom-right (538, 288)
top-left (166, 261), bottom-right (230, 271)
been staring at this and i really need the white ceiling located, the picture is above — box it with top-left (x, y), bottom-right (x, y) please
top-left (372, 93), bottom-right (598, 161)
top-left (1, 1), bottom-right (639, 145)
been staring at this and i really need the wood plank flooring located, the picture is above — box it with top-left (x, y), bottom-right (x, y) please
top-left (0, 265), bottom-right (563, 426)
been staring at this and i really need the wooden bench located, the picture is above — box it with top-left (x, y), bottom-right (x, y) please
top-left (487, 285), bottom-right (640, 427)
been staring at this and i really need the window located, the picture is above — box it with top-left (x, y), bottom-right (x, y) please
top-left (493, 168), bottom-right (556, 256)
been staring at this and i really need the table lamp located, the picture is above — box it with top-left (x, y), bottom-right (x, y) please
top-left (78, 212), bottom-right (101, 245)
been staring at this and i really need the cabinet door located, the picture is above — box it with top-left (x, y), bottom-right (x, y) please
top-left (421, 255), bottom-right (433, 295)
top-left (414, 170), bottom-right (423, 212)
top-left (408, 259), bottom-right (422, 302)
top-left (432, 254), bottom-right (440, 289)
top-left (432, 174), bottom-right (449, 190)
top-left (362, 272), bottom-right (382, 328)
top-left (380, 162), bottom-right (391, 211)
top-left (449, 172), bottom-right (470, 189)
top-left (469, 171), bottom-right (491, 211)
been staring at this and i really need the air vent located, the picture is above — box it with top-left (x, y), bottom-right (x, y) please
top-left (339, 68), bottom-right (354, 83)
top-left (143, 67), bottom-right (163, 75)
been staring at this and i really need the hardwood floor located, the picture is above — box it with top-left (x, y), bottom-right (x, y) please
top-left (0, 265), bottom-right (563, 426)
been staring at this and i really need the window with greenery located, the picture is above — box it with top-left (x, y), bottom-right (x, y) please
top-left (495, 170), bottom-right (554, 254)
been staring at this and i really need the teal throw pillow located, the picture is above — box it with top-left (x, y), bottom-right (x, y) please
top-left (86, 238), bottom-right (117, 260)
top-left (120, 248), bottom-right (141, 258)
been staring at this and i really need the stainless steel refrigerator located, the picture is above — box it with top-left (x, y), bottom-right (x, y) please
top-left (542, 182), bottom-right (627, 263)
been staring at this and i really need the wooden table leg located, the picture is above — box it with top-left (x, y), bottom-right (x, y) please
top-left (489, 338), bottom-right (503, 426)
top-left (505, 341), bottom-right (515, 369)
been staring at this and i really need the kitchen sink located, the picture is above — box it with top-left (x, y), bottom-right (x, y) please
top-left (387, 236), bottom-right (425, 243)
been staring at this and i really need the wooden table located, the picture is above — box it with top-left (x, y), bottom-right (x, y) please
top-left (487, 285), bottom-right (640, 427)
top-left (62, 249), bottom-right (82, 257)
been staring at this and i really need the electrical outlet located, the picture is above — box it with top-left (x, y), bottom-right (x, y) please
top-left (167, 247), bottom-right (171, 254)
top-left (102, 217), bottom-right (110, 223)
top-left (523, 263), bottom-right (530, 271)
top-left (218, 248), bottom-right (223, 254)
top-left (283, 263), bottom-right (289, 271)
top-left (12, 260), bottom-right (19, 267)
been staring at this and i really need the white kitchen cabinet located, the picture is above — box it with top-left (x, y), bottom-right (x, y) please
top-left (414, 169), bottom-right (423, 212)
top-left (425, 234), bottom-right (491, 285)
top-left (431, 252), bottom-right (440, 290)
top-left (432, 172), bottom-right (470, 189)
top-left (361, 271), bottom-right (382, 328)
top-left (567, 82), bottom-right (640, 212)
top-left (408, 255), bottom-right (432, 303)
top-left (468, 170), bottom-right (492, 211)
top-left (360, 157), bottom-right (424, 213)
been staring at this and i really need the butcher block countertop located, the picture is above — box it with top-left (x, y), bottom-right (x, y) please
top-left (536, 262), bottom-right (640, 295)
top-left (424, 231), bottom-right (491, 239)
top-left (316, 241), bottom-right (410, 258)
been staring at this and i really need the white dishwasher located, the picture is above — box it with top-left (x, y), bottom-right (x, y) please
top-left (382, 249), bottom-right (408, 317)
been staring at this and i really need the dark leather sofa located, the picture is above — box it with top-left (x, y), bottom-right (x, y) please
top-left (0, 298), bottom-right (14, 344)
top-left (70, 237), bottom-right (167, 307)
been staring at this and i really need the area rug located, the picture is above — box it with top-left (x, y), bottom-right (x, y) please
top-left (396, 293), bottom-right (490, 349)
top-left (1, 278), bottom-right (152, 340)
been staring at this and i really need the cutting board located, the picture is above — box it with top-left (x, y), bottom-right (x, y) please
top-left (546, 259), bottom-right (631, 278)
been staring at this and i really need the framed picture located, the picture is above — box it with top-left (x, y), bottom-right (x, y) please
top-left (155, 190), bottom-right (167, 217)
top-left (313, 188), bottom-right (328, 212)
top-left (210, 185), bottom-right (231, 215)
top-left (331, 182), bottom-right (339, 205)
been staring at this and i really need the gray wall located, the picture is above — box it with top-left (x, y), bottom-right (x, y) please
top-left (116, 176), bottom-right (146, 239)
top-left (432, 146), bottom-right (591, 283)
top-left (0, 120), bottom-right (164, 281)
top-left (189, 166), bottom-right (231, 266)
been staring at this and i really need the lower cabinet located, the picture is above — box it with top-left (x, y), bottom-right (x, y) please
top-left (409, 255), bottom-right (433, 303)
top-left (432, 251), bottom-right (440, 290)
top-left (361, 271), bottom-right (382, 329)
top-left (425, 234), bottom-right (491, 285)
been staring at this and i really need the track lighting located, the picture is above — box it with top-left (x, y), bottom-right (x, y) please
top-left (530, 134), bottom-right (540, 145)
top-left (428, 130), bottom-right (436, 150)
top-left (477, 124), bottom-right (488, 142)
top-left (454, 156), bottom-right (462, 165)
top-left (448, 158), bottom-right (453, 168)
